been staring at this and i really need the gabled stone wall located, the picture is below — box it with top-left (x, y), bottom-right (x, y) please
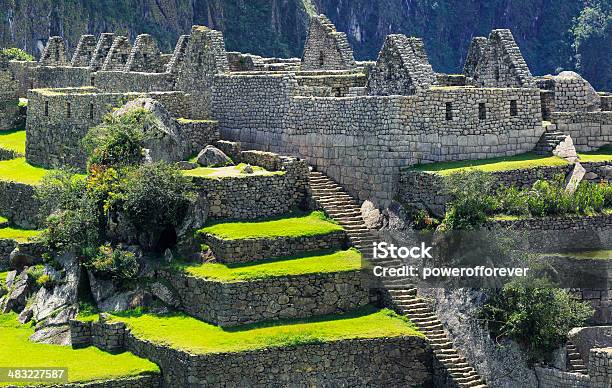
top-left (463, 37), bottom-right (488, 78)
top-left (301, 14), bottom-right (355, 71)
top-left (71, 35), bottom-right (97, 67)
top-left (101, 36), bottom-right (132, 71)
top-left (473, 29), bottom-right (535, 88)
top-left (40, 36), bottom-right (69, 66)
top-left (89, 33), bottom-right (116, 71)
top-left (125, 34), bottom-right (163, 73)
top-left (366, 34), bottom-right (436, 96)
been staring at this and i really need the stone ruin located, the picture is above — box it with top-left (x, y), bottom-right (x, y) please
top-left (301, 14), bottom-right (355, 70)
top-left (0, 13), bottom-right (605, 204)
top-left (366, 34), bottom-right (437, 96)
top-left (0, 12), bottom-right (609, 388)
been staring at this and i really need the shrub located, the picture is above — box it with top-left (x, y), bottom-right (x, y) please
top-left (496, 186), bottom-right (529, 216)
top-left (440, 170), bottom-right (497, 230)
top-left (36, 170), bottom-right (88, 216)
top-left (480, 279), bottom-right (593, 362)
top-left (87, 244), bottom-right (139, 281)
top-left (120, 162), bottom-right (194, 233)
top-left (0, 48), bottom-right (34, 62)
top-left (36, 274), bottom-right (54, 289)
top-left (83, 110), bottom-right (148, 168)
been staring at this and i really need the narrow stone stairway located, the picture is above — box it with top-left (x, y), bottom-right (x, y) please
top-left (309, 170), bottom-right (487, 388)
top-left (534, 130), bottom-right (569, 154)
top-left (566, 341), bottom-right (588, 375)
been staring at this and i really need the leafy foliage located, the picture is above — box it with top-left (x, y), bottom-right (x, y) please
top-left (481, 279), bottom-right (594, 361)
top-left (0, 47), bottom-right (34, 61)
top-left (83, 110), bottom-right (148, 169)
top-left (87, 244), bottom-right (139, 281)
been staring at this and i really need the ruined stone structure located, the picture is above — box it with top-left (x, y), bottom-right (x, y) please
top-left (301, 14), bottom-right (355, 70)
top-left (1, 13), bottom-right (611, 387)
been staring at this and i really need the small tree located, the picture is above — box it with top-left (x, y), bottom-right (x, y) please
top-left (480, 278), bottom-right (594, 362)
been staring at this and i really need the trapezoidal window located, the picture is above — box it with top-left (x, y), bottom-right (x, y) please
top-left (54, 49), bottom-right (60, 63)
top-left (318, 51), bottom-right (325, 67)
top-left (44, 101), bottom-right (49, 116)
top-left (445, 102), bottom-right (453, 121)
top-left (510, 100), bottom-right (518, 116)
top-left (478, 103), bottom-right (486, 120)
top-left (89, 103), bottom-right (94, 119)
top-left (66, 102), bottom-right (71, 118)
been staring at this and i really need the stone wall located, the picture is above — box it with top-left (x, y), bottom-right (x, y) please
top-left (301, 14), bottom-right (355, 71)
top-left (203, 230), bottom-right (347, 264)
top-left (25, 88), bottom-right (190, 168)
top-left (569, 327), bottom-right (612, 367)
top-left (125, 34), bottom-right (163, 73)
top-left (192, 153), bottom-right (309, 221)
top-left (589, 348), bottom-right (612, 387)
top-left (102, 36), bottom-right (132, 71)
top-left (571, 291), bottom-right (612, 325)
top-left (534, 366), bottom-right (590, 388)
top-left (550, 112), bottom-right (612, 152)
top-left (71, 35), bottom-right (97, 67)
top-left (0, 181), bottom-right (40, 229)
top-left (366, 34), bottom-right (436, 96)
top-left (93, 71), bottom-right (176, 93)
top-left (463, 37), bottom-right (488, 78)
top-left (472, 29), bottom-right (535, 88)
top-left (40, 37), bottom-right (69, 66)
top-left (161, 269), bottom-right (369, 326)
top-left (177, 119), bottom-right (219, 155)
top-left (485, 213), bottom-right (612, 253)
top-left (121, 327), bottom-right (433, 388)
top-left (0, 238), bottom-right (18, 271)
top-left (90, 33), bottom-right (116, 71)
top-left (214, 72), bottom-right (542, 205)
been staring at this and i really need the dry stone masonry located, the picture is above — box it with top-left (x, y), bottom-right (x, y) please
top-left (301, 14), bottom-right (355, 70)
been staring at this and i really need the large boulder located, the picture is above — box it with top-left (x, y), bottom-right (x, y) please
top-left (196, 145), bottom-right (233, 167)
top-left (1, 269), bottom-right (31, 313)
top-left (113, 98), bottom-right (186, 163)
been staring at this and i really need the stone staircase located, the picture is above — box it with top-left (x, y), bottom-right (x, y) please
top-left (309, 170), bottom-right (487, 388)
top-left (567, 341), bottom-right (589, 375)
top-left (534, 123), bottom-right (578, 162)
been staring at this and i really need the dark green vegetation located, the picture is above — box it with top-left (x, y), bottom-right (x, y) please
top-left (438, 170), bottom-right (612, 230)
top-left (0, 1), bottom-right (609, 89)
top-left (36, 111), bottom-right (195, 280)
top-left (177, 249), bottom-right (361, 281)
top-left (0, 313), bottom-right (159, 386)
top-left (198, 211), bottom-right (342, 240)
top-left (481, 279), bottom-right (593, 362)
top-left (111, 306), bottom-right (422, 354)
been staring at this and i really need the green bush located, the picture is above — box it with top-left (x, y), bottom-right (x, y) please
top-left (36, 274), bottom-right (54, 289)
top-left (83, 110), bottom-right (148, 169)
top-left (120, 162), bottom-right (194, 234)
top-left (440, 170), bottom-right (497, 230)
top-left (480, 279), bottom-right (593, 361)
top-left (87, 244), bottom-right (139, 281)
top-left (0, 48), bottom-right (34, 62)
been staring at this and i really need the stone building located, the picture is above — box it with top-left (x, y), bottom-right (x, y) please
top-left (1, 13), bottom-right (608, 206)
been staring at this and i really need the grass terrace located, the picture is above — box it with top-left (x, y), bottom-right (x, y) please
top-left (177, 249), bottom-right (362, 281)
top-left (556, 250), bottom-right (612, 260)
top-left (0, 227), bottom-right (41, 243)
top-left (184, 163), bottom-right (282, 179)
top-left (578, 145), bottom-right (612, 163)
top-left (408, 152), bottom-right (569, 176)
top-left (111, 306), bottom-right (422, 355)
top-left (0, 129), bottom-right (26, 155)
top-left (0, 158), bottom-right (51, 185)
top-left (0, 271), bottom-right (6, 285)
top-left (0, 313), bottom-right (159, 386)
top-left (198, 211), bottom-right (343, 240)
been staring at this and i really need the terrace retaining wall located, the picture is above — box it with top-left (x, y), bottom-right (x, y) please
top-left (74, 319), bottom-right (433, 388)
top-left (161, 269), bottom-right (369, 326)
top-left (0, 181), bottom-right (41, 229)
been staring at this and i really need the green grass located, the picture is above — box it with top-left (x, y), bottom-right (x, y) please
top-left (0, 227), bottom-right (41, 243)
top-left (184, 163), bottom-right (281, 179)
top-left (178, 249), bottom-right (362, 281)
top-left (199, 211), bottom-right (343, 240)
top-left (0, 158), bottom-right (51, 185)
top-left (0, 313), bottom-right (159, 386)
top-left (0, 272), bottom-right (7, 285)
top-left (112, 306), bottom-right (422, 355)
top-left (0, 130), bottom-right (26, 154)
top-left (578, 144), bottom-right (612, 162)
top-left (559, 250), bottom-right (612, 260)
top-left (409, 152), bottom-right (569, 176)
top-left (0, 216), bottom-right (8, 225)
